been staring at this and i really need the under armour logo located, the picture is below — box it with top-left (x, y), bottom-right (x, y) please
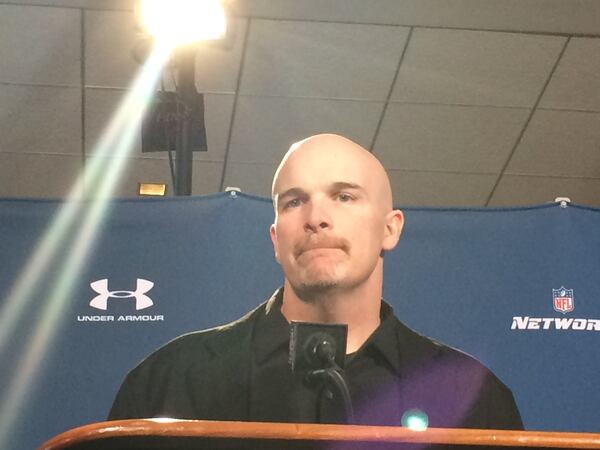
top-left (89, 279), bottom-right (154, 311)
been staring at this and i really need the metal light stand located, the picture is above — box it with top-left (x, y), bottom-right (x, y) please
top-left (173, 45), bottom-right (198, 196)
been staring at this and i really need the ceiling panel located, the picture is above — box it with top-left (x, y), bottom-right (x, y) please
top-left (0, 84), bottom-right (81, 155)
top-left (0, 4), bottom-right (80, 86)
top-left (0, 0), bottom-right (132, 9)
top-left (489, 174), bottom-right (600, 207)
top-left (540, 38), bottom-right (600, 112)
top-left (0, 152), bottom-right (19, 197)
top-left (392, 28), bottom-right (566, 107)
top-left (4, 1), bottom-right (600, 35)
top-left (388, 170), bottom-right (497, 207)
top-left (0, 152), bottom-right (82, 198)
top-left (1, 1), bottom-right (599, 207)
top-left (85, 88), bottom-right (233, 162)
top-left (227, 96), bottom-right (383, 163)
top-left (83, 157), bottom-right (223, 198)
top-left (506, 109), bottom-right (600, 178)
top-left (240, 19), bottom-right (409, 100)
top-left (238, 0), bottom-right (600, 35)
top-left (84, 87), bottom-right (142, 157)
top-left (191, 18), bottom-right (248, 94)
top-left (189, 161), bottom-right (225, 195)
top-left (222, 161), bottom-right (278, 197)
top-left (84, 10), bottom-right (140, 89)
top-left (374, 103), bottom-right (529, 173)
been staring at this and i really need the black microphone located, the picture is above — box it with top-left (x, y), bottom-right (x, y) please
top-left (289, 322), bottom-right (354, 423)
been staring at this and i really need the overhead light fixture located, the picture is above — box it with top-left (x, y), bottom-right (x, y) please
top-left (137, 0), bottom-right (227, 48)
top-left (135, 0), bottom-right (227, 195)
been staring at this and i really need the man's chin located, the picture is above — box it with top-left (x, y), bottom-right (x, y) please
top-left (293, 279), bottom-right (340, 301)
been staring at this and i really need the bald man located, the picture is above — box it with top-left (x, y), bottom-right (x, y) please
top-left (270, 134), bottom-right (403, 354)
top-left (109, 134), bottom-right (523, 430)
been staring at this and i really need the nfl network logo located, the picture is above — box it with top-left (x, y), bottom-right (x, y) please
top-left (511, 286), bottom-right (599, 332)
top-left (553, 286), bottom-right (574, 314)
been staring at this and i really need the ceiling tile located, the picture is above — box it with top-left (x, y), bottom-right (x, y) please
top-left (84, 10), bottom-right (140, 89)
top-left (190, 161), bottom-right (225, 195)
top-left (85, 88), bottom-right (143, 156)
top-left (4, 1), bottom-right (600, 36)
top-left (389, 170), bottom-right (497, 207)
top-left (0, 152), bottom-right (82, 199)
top-left (85, 88), bottom-right (232, 162)
top-left (228, 96), bottom-right (383, 164)
top-left (83, 157), bottom-right (223, 198)
top-left (202, 93), bottom-right (236, 161)
top-left (0, 84), bottom-right (81, 154)
top-left (222, 162), bottom-right (278, 198)
top-left (374, 103), bottom-right (529, 173)
top-left (195, 18), bottom-right (248, 94)
top-left (506, 110), bottom-right (600, 178)
top-left (1, 0), bottom-right (132, 9)
top-left (489, 174), bottom-right (600, 208)
top-left (0, 4), bottom-right (80, 86)
top-left (85, 9), bottom-right (246, 93)
top-left (238, 0), bottom-right (600, 35)
top-left (0, 152), bottom-right (18, 197)
top-left (240, 20), bottom-right (408, 100)
top-left (540, 38), bottom-right (600, 112)
top-left (392, 28), bottom-right (565, 107)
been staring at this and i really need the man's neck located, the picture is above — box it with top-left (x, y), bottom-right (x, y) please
top-left (280, 279), bottom-right (382, 354)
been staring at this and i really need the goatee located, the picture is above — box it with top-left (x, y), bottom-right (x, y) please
top-left (294, 280), bottom-right (339, 303)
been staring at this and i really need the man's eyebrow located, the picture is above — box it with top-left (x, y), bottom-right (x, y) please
top-left (330, 182), bottom-right (364, 191)
top-left (276, 187), bottom-right (307, 201)
top-left (277, 183), bottom-right (363, 198)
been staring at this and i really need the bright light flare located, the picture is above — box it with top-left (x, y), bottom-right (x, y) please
top-left (401, 409), bottom-right (429, 431)
top-left (139, 0), bottom-right (226, 48)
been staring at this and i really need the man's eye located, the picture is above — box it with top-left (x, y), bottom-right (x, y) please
top-left (337, 193), bottom-right (354, 202)
top-left (284, 198), bottom-right (301, 209)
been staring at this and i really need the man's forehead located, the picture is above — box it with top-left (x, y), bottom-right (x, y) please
top-left (274, 152), bottom-right (369, 191)
top-left (271, 134), bottom-right (392, 207)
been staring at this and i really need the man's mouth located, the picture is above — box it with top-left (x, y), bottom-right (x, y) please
top-left (295, 238), bottom-right (348, 258)
top-left (301, 246), bottom-right (340, 255)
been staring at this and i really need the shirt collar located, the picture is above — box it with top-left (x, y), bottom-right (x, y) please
top-left (253, 289), bottom-right (404, 375)
top-left (253, 288), bottom-right (290, 364)
top-left (354, 300), bottom-right (403, 375)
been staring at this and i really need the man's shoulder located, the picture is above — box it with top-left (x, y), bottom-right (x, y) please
top-left (129, 302), bottom-right (265, 375)
top-left (390, 315), bottom-right (523, 429)
top-left (108, 302), bottom-right (268, 420)
top-left (391, 315), bottom-right (509, 387)
top-left (393, 315), bottom-right (481, 364)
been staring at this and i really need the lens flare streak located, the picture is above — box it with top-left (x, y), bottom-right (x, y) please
top-left (0, 43), bottom-right (171, 448)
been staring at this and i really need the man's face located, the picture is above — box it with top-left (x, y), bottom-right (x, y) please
top-left (270, 137), bottom-right (402, 297)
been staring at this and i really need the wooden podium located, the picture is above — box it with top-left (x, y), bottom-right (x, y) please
top-left (39, 420), bottom-right (600, 450)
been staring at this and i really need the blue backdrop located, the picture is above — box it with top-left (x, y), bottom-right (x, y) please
top-left (0, 192), bottom-right (598, 449)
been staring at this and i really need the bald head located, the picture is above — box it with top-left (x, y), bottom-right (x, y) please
top-left (272, 134), bottom-right (394, 213)
top-left (269, 133), bottom-right (404, 305)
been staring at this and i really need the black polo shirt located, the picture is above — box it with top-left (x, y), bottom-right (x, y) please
top-left (109, 288), bottom-right (523, 430)
top-left (250, 292), bottom-right (410, 426)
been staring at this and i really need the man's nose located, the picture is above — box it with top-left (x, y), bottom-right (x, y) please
top-left (304, 200), bottom-right (331, 232)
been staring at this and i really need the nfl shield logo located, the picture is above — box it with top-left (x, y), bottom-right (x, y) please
top-left (553, 287), bottom-right (574, 314)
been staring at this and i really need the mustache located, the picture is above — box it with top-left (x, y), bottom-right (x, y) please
top-left (294, 236), bottom-right (349, 257)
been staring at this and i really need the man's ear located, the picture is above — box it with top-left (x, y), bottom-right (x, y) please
top-left (269, 223), bottom-right (280, 263)
top-left (382, 209), bottom-right (404, 252)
